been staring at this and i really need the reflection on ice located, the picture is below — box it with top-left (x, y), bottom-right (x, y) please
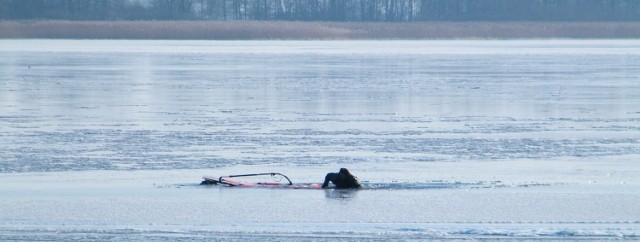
top-left (324, 189), bottom-right (358, 200)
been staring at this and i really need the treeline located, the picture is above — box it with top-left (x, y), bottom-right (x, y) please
top-left (1, 0), bottom-right (640, 22)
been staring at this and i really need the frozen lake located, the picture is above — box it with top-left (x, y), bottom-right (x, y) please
top-left (1, 40), bottom-right (640, 240)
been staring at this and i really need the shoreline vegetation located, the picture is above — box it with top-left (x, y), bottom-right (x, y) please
top-left (2, 21), bottom-right (640, 40)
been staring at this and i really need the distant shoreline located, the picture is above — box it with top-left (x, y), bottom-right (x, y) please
top-left (2, 21), bottom-right (640, 40)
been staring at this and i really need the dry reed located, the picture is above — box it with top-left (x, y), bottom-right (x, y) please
top-left (1, 21), bottom-right (640, 39)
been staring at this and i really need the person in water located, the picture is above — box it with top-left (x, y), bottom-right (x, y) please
top-left (322, 168), bottom-right (362, 189)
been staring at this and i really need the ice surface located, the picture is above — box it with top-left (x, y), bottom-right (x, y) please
top-left (1, 163), bottom-right (639, 240)
top-left (1, 40), bottom-right (639, 172)
top-left (1, 40), bottom-right (639, 240)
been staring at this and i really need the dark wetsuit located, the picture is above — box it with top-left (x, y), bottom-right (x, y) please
top-left (322, 172), bottom-right (362, 189)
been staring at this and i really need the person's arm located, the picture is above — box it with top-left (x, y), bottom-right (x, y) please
top-left (322, 173), bottom-right (336, 188)
top-left (349, 176), bottom-right (362, 189)
top-left (353, 178), bottom-right (362, 188)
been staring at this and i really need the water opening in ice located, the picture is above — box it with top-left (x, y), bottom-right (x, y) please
top-left (171, 180), bottom-right (552, 190)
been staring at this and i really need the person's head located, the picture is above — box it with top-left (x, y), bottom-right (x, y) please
top-left (338, 168), bottom-right (352, 177)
